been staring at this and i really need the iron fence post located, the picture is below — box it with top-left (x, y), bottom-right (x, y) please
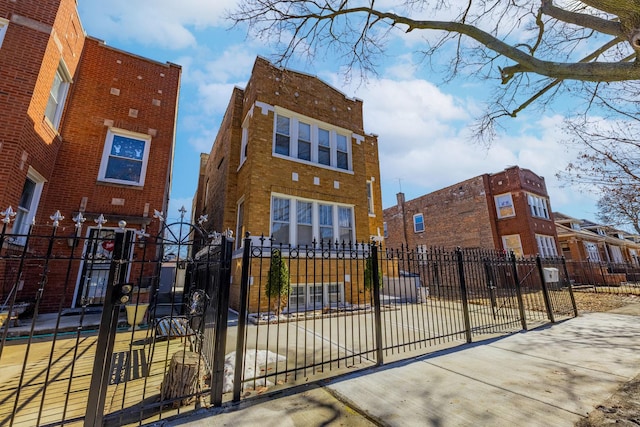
top-left (455, 248), bottom-right (473, 343)
top-left (509, 252), bottom-right (528, 331)
top-left (561, 256), bottom-right (578, 317)
top-left (233, 233), bottom-right (252, 402)
top-left (85, 231), bottom-right (126, 427)
top-left (535, 255), bottom-right (555, 323)
top-left (370, 242), bottom-right (384, 366)
top-left (210, 237), bottom-right (233, 406)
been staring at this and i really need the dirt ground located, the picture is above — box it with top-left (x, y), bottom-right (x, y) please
top-left (573, 292), bottom-right (640, 426)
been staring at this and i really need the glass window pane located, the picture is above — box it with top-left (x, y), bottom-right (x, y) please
top-left (271, 222), bottom-right (289, 245)
top-left (299, 122), bottom-right (311, 142)
top-left (18, 178), bottom-right (36, 210)
top-left (336, 134), bottom-right (347, 151)
top-left (337, 151), bottom-right (348, 169)
top-left (318, 147), bottom-right (330, 165)
top-left (272, 198), bottom-right (290, 221)
top-left (105, 157), bottom-right (142, 183)
top-left (319, 205), bottom-right (333, 225)
top-left (318, 128), bottom-right (330, 147)
top-left (298, 141), bottom-right (311, 161)
top-left (275, 134), bottom-right (290, 155)
top-left (297, 201), bottom-right (312, 224)
top-left (276, 116), bottom-right (290, 135)
top-left (111, 135), bottom-right (145, 160)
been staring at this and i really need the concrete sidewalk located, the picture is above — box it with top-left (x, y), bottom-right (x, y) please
top-left (159, 306), bottom-right (640, 427)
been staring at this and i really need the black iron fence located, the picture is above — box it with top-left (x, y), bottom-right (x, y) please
top-left (229, 237), bottom-right (578, 401)
top-left (565, 260), bottom-right (640, 295)
top-left (1, 217), bottom-right (583, 426)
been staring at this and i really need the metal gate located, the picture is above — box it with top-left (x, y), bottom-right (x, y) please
top-left (0, 207), bottom-right (233, 426)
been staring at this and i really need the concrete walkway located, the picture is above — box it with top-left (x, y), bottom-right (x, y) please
top-left (158, 305), bottom-right (640, 427)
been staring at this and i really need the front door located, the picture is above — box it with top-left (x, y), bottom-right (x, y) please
top-left (74, 228), bottom-right (134, 306)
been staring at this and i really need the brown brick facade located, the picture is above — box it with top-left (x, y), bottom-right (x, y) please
top-left (193, 57), bottom-right (383, 310)
top-left (384, 166), bottom-right (559, 257)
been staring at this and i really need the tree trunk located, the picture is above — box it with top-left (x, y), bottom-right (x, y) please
top-left (161, 350), bottom-right (208, 408)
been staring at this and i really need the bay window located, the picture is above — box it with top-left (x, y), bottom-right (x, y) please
top-left (271, 195), bottom-right (355, 246)
top-left (273, 111), bottom-right (352, 171)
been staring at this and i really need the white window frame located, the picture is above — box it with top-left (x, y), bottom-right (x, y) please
top-left (584, 242), bottom-right (601, 261)
top-left (12, 167), bottom-right (46, 244)
top-left (0, 18), bottom-right (9, 49)
top-left (413, 213), bottom-right (425, 233)
top-left (288, 282), bottom-right (345, 311)
top-left (609, 245), bottom-right (624, 263)
top-left (98, 128), bottom-right (151, 187)
top-left (366, 181), bottom-right (375, 216)
top-left (239, 125), bottom-right (248, 167)
top-left (272, 109), bottom-right (353, 172)
top-left (236, 198), bottom-right (245, 250)
top-left (495, 193), bottom-right (515, 219)
top-left (527, 193), bottom-right (550, 220)
top-left (502, 234), bottom-right (523, 257)
top-left (270, 193), bottom-right (355, 247)
top-left (44, 62), bottom-right (72, 131)
top-left (535, 234), bottom-right (558, 257)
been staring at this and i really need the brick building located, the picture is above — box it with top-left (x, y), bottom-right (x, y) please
top-left (555, 212), bottom-right (640, 264)
top-left (383, 166), bottom-right (559, 257)
top-left (0, 0), bottom-right (181, 311)
top-left (192, 57), bottom-right (383, 311)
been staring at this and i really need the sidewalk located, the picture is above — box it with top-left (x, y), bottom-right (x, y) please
top-left (159, 305), bottom-right (640, 427)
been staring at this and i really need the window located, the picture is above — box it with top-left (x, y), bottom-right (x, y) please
top-left (271, 197), bottom-right (290, 245)
top-left (98, 128), bottom-right (151, 186)
top-left (12, 168), bottom-right (46, 243)
top-left (338, 206), bottom-right (353, 243)
top-left (0, 18), bottom-right (8, 49)
top-left (288, 282), bottom-right (345, 311)
top-left (609, 245), bottom-right (624, 263)
top-left (236, 200), bottom-right (245, 249)
top-left (527, 194), bottom-right (550, 219)
top-left (297, 201), bottom-right (313, 246)
top-left (270, 195), bottom-right (355, 246)
top-left (336, 134), bottom-right (349, 170)
top-left (298, 122), bottom-right (311, 161)
top-left (240, 126), bottom-right (248, 165)
top-left (275, 115), bottom-right (291, 156)
top-left (273, 112), bottom-right (352, 171)
top-left (571, 222), bottom-right (581, 230)
top-left (502, 234), bottom-right (523, 257)
top-left (366, 181), bottom-right (374, 215)
top-left (535, 234), bottom-right (558, 257)
top-left (584, 242), bottom-right (601, 261)
top-left (319, 204), bottom-right (334, 243)
top-left (413, 213), bottom-right (425, 233)
top-left (318, 128), bottom-right (331, 166)
top-left (495, 193), bottom-right (515, 218)
top-left (383, 222), bottom-right (388, 238)
top-left (44, 63), bottom-right (71, 130)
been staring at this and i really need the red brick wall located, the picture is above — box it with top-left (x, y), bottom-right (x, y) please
top-left (0, 0), bottom-right (84, 215)
top-left (383, 176), bottom-right (497, 250)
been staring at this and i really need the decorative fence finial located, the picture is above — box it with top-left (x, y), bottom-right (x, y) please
top-left (178, 206), bottom-right (187, 221)
top-left (50, 211), bottom-right (64, 227)
top-left (73, 212), bottom-right (86, 230)
top-left (153, 209), bottom-right (164, 223)
top-left (1, 206), bottom-right (16, 224)
top-left (94, 214), bottom-right (107, 229)
top-left (198, 214), bottom-right (208, 227)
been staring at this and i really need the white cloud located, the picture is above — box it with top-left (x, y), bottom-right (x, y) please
top-left (78, 0), bottom-right (240, 49)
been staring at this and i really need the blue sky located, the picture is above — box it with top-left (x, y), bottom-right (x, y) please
top-left (76, 1), bottom-right (601, 225)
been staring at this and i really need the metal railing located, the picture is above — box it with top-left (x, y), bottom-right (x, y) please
top-left (230, 237), bottom-right (578, 401)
